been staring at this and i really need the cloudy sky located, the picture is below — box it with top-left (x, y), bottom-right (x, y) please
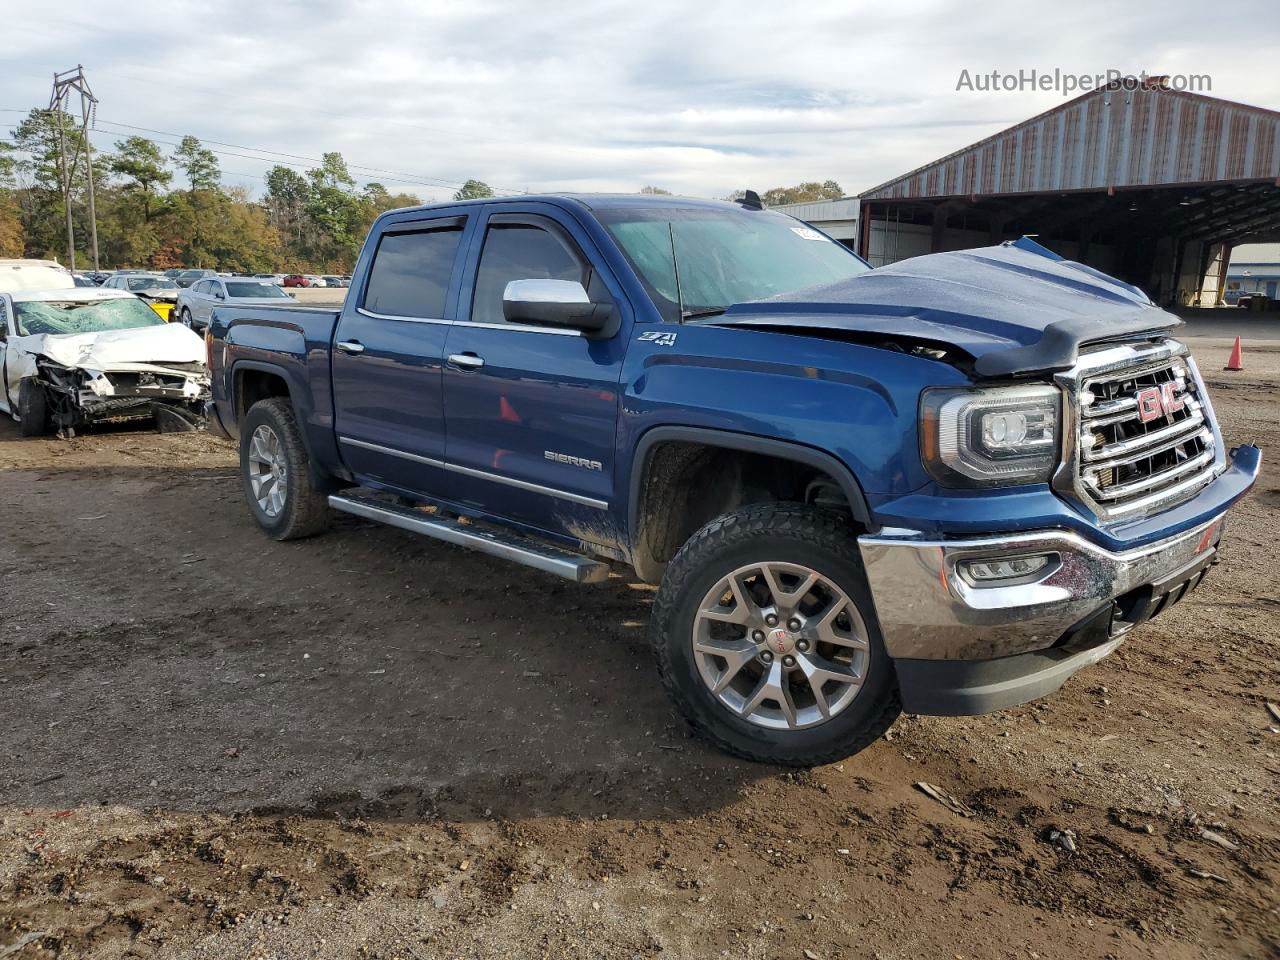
top-left (3, 0), bottom-right (1278, 202)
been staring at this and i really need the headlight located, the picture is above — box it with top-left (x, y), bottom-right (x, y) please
top-left (921, 384), bottom-right (1060, 487)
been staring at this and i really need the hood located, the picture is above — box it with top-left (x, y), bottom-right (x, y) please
top-left (133, 287), bottom-right (179, 300)
top-left (11, 322), bottom-right (206, 371)
top-left (711, 237), bottom-right (1180, 378)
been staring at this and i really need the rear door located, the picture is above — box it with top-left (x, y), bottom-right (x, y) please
top-left (190, 280), bottom-right (219, 328)
top-left (440, 205), bottom-right (629, 543)
top-left (331, 214), bottom-right (470, 495)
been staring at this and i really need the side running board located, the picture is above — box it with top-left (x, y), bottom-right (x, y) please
top-left (328, 494), bottom-right (612, 584)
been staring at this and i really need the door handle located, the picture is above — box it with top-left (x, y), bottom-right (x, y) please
top-left (448, 353), bottom-right (485, 370)
top-left (336, 340), bottom-right (365, 354)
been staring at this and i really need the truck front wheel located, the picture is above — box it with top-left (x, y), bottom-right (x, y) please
top-left (239, 398), bottom-right (330, 540)
top-left (651, 503), bottom-right (900, 766)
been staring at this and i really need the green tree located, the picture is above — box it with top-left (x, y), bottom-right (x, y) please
top-left (108, 136), bottom-right (171, 220)
top-left (0, 144), bottom-right (23, 257)
top-left (168, 137), bottom-right (222, 266)
top-left (453, 179), bottom-right (493, 201)
top-left (205, 185), bottom-right (283, 272)
top-left (264, 165), bottom-right (310, 247)
top-left (304, 152), bottom-right (365, 267)
top-left (9, 107), bottom-right (98, 261)
top-left (171, 135), bottom-right (220, 191)
top-left (760, 180), bottom-right (844, 206)
top-left (362, 181), bottom-right (418, 214)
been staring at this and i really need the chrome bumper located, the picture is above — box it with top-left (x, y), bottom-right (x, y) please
top-left (858, 515), bottom-right (1226, 662)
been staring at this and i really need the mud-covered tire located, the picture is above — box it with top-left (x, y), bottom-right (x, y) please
top-left (17, 379), bottom-right (49, 437)
top-left (651, 503), bottom-right (900, 766)
top-left (239, 398), bottom-right (330, 540)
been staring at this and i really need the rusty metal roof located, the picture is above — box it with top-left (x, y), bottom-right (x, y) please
top-left (861, 82), bottom-right (1280, 201)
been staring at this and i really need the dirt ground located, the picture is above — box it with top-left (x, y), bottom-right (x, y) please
top-left (1, 336), bottom-right (1277, 960)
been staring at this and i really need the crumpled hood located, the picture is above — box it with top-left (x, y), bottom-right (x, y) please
top-left (11, 322), bottom-right (206, 371)
top-left (713, 237), bottom-right (1180, 377)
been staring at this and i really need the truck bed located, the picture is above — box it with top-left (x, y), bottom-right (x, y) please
top-left (207, 303), bottom-right (343, 446)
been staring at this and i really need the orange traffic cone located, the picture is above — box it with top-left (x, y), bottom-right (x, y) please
top-left (1224, 336), bottom-right (1244, 371)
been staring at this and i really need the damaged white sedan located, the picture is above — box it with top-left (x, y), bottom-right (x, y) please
top-left (1, 286), bottom-right (210, 437)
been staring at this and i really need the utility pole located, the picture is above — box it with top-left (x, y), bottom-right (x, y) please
top-left (49, 66), bottom-right (100, 272)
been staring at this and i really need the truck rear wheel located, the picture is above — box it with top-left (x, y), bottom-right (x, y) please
top-left (239, 398), bottom-right (330, 540)
top-left (651, 503), bottom-right (900, 766)
top-left (17, 379), bottom-right (49, 437)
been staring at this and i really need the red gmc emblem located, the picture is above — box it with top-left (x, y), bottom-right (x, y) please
top-left (1136, 382), bottom-right (1185, 423)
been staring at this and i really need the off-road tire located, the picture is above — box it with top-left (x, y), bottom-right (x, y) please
top-left (239, 398), bottom-right (331, 540)
top-left (17, 379), bottom-right (49, 437)
top-left (651, 502), bottom-right (901, 766)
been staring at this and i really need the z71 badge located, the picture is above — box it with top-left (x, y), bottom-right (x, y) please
top-left (638, 331), bottom-right (678, 346)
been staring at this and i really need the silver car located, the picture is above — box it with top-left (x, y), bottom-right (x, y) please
top-left (175, 277), bottom-right (294, 331)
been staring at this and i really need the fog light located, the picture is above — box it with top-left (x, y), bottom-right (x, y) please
top-left (960, 554), bottom-right (1054, 583)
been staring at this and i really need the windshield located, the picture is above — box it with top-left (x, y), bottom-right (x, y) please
top-left (14, 297), bottom-right (168, 336)
top-left (225, 281), bottom-right (288, 298)
top-left (598, 205), bottom-right (870, 320)
top-left (127, 277), bottom-right (177, 291)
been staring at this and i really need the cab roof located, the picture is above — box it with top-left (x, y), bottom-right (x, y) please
top-left (381, 192), bottom-right (757, 221)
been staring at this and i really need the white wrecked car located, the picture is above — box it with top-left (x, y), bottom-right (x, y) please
top-left (1, 282), bottom-right (210, 437)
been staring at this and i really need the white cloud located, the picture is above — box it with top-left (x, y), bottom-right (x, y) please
top-left (4, 0), bottom-right (1277, 200)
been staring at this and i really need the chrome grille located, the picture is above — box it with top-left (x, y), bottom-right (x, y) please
top-left (1059, 339), bottom-right (1221, 522)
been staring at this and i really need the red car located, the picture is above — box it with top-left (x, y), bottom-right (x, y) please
top-left (283, 274), bottom-right (311, 288)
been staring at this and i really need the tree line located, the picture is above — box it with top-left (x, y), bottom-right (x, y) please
top-left (0, 107), bottom-right (843, 272)
top-left (0, 108), bottom-right (438, 273)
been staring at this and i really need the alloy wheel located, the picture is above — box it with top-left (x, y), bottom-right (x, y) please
top-left (247, 424), bottom-right (288, 518)
top-left (692, 561), bottom-right (869, 730)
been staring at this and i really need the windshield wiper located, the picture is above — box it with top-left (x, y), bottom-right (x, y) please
top-left (682, 307), bottom-right (729, 321)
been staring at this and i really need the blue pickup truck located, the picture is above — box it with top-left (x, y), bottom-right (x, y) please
top-left (206, 193), bottom-right (1260, 765)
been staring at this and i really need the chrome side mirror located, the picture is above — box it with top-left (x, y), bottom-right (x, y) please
top-left (502, 279), bottom-right (611, 331)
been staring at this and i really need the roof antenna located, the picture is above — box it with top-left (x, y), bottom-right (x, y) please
top-left (668, 222), bottom-right (686, 322)
top-left (735, 189), bottom-right (763, 210)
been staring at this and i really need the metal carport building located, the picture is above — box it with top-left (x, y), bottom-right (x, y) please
top-left (856, 78), bottom-right (1280, 307)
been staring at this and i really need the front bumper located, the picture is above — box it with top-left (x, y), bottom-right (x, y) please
top-left (858, 445), bottom-right (1259, 715)
top-left (859, 515), bottom-right (1227, 662)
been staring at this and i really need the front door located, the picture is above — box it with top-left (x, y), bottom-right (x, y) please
top-left (441, 208), bottom-right (629, 546)
top-left (331, 214), bottom-right (470, 495)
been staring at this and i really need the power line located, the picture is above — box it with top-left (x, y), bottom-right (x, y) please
top-left (85, 125), bottom-right (439, 194)
top-left (5, 105), bottom-right (523, 196)
top-left (92, 118), bottom-right (525, 195)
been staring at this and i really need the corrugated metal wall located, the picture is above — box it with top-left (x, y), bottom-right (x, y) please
top-left (862, 87), bottom-right (1280, 200)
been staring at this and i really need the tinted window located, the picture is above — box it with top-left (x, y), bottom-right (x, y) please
top-left (363, 224), bottom-right (463, 318)
top-left (471, 223), bottom-right (584, 325)
top-left (226, 281), bottom-right (287, 298)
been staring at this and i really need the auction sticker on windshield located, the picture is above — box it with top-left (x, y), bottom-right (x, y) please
top-left (790, 226), bottom-right (830, 242)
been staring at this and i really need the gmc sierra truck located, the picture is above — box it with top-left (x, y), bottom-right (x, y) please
top-left (206, 193), bottom-right (1260, 766)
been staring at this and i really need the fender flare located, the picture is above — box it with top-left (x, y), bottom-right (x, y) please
top-left (627, 425), bottom-right (878, 548)
top-left (229, 359), bottom-right (338, 491)
top-left (229, 358), bottom-right (307, 421)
